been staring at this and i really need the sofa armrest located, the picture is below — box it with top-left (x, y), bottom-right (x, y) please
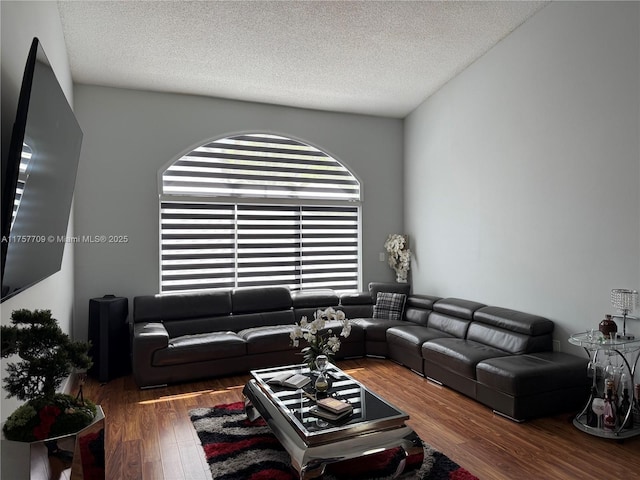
top-left (132, 322), bottom-right (169, 386)
top-left (134, 322), bottom-right (169, 349)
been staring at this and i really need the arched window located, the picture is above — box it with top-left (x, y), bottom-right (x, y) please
top-left (159, 133), bottom-right (361, 293)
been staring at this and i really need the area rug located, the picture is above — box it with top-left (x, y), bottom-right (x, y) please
top-left (190, 402), bottom-right (478, 480)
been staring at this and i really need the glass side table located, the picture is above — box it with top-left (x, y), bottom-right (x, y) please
top-left (568, 332), bottom-right (640, 439)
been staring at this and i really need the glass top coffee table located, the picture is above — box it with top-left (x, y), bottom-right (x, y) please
top-left (242, 363), bottom-right (423, 479)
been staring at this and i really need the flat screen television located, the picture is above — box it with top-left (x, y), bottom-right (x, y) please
top-left (1, 37), bottom-right (83, 302)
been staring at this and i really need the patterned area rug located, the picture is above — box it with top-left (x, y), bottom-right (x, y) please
top-left (190, 402), bottom-right (478, 480)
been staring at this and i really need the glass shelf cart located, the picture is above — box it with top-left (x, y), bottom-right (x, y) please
top-left (568, 332), bottom-right (640, 439)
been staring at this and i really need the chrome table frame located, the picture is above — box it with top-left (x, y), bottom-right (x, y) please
top-left (568, 332), bottom-right (640, 439)
top-left (243, 364), bottom-right (422, 479)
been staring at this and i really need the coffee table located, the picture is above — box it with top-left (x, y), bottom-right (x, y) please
top-left (242, 363), bottom-right (423, 479)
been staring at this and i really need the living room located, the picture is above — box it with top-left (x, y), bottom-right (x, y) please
top-left (1, 1), bottom-right (639, 479)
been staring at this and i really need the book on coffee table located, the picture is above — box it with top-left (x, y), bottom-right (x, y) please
top-left (309, 404), bottom-right (353, 421)
top-left (316, 397), bottom-right (352, 415)
top-left (267, 372), bottom-right (310, 389)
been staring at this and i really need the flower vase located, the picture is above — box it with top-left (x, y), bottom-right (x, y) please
top-left (396, 274), bottom-right (407, 283)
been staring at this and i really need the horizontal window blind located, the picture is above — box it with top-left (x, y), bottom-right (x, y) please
top-left (161, 202), bottom-right (359, 292)
top-left (160, 133), bottom-right (360, 294)
top-left (163, 134), bottom-right (360, 201)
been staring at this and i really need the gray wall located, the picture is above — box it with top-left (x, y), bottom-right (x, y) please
top-left (72, 86), bottom-right (404, 340)
top-left (405, 2), bottom-right (640, 362)
top-left (0, 1), bottom-right (76, 422)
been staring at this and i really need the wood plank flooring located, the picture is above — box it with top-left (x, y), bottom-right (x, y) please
top-left (81, 358), bottom-right (640, 479)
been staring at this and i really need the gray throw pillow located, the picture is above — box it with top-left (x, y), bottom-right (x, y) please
top-left (372, 292), bottom-right (406, 321)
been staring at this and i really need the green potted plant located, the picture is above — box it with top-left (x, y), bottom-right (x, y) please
top-left (1, 309), bottom-right (96, 442)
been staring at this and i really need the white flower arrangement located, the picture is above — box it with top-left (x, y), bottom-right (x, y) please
top-left (384, 234), bottom-right (411, 283)
top-left (290, 307), bottom-right (350, 368)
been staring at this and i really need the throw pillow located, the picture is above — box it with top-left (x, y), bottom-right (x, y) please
top-left (373, 292), bottom-right (406, 321)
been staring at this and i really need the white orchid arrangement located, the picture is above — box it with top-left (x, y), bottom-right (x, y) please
top-left (384, 234), bottom-right (411, 283)
top-left (290, 307), bottom-right (350, 368)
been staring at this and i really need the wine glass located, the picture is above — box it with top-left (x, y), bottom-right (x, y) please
top-left (604, 356), bottom-right (616, 384)
top-left (614, 362), bottom-right (624, 385)
top-left (587, 350), bottom-right (598, 386)
top-left (591, 398), bottom-right (605, 429)
top-left (620, 372), bottom-right (629, 393)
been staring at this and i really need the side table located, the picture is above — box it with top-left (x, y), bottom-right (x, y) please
top-left (568, 333), bottom-right (640, 439)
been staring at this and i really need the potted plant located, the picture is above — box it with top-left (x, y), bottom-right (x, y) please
top-left (1, 309), bottom-right (96, 442)
top-left (289, 307), bottom-right (351, 369)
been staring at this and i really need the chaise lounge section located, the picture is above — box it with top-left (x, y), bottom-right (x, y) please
top-left (387, 299), bottom-right (587, 420)
top-left (131, 283), bottom-right (587, 421)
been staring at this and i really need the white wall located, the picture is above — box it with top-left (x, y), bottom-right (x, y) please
top-left (72, 86), bottom-right (404, 341)
top-left (0, 1), bottom-right (76, 421)
top-left (405, 2), bottom-right (640, 359)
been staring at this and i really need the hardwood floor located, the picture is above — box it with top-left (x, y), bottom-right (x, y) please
top-left (81, 358), bottom-right (640, 479)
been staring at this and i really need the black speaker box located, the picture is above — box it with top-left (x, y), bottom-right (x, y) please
top-left (88, 295), bottom-right (130, 383)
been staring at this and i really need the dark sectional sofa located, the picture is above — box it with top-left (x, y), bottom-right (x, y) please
top-left (131, 282), bottom-right (587, 421)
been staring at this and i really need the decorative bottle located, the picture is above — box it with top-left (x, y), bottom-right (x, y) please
top-left (619, 387), bottom-right (633, 429)
top-left (599, 314), bottom-right (617, 337)
top-left (603, 388), bottom-right (617, 431)
top-left (586, 385), bottom-right (599, 428)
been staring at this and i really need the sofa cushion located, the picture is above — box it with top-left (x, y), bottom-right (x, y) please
top-left (427, 312), bottom-right (471, 338)
top-left (322, 320), bottom-right (365, 345)
top-left (422, 338), bottom-right (509, 379)
top-left (153, 332), bottom-right (246, 366)
top-left (339, 292), bottom-right (374, 319)
top-left (294, 299), bottom-right (342, 323)
top-left (473, 306), bottom-right (554, 336)
top-left (239, 321), bottom-right (364, 356)
top-left (403, 295), bottom-right (440, 327)
top-left (387, 325), bottom-right (453, 356)
top-left (340, 292), bottom-right (373, 306)
top-left (466, 322), bottom-right (551, 355)
top-left (352, 318), bottom-right (406, 342)
top-left (432, 298), bottom-right (485, 319)
top-left (164, 315), bottom-right (235, 338)
top-left (373, 292), bottom-right (407, 321)
top-left (134, 290), bottom-right (232, 323)
top-left (476, 352), bottom-right (588, 396)
top-left (231, 310), bottom-right (296, 332)
top-left (232, 286), bottom-right (292, 314)
top-left (238, 325), bottom-right (298, 355)
top-left (291, 289), bottom-right (339, 308)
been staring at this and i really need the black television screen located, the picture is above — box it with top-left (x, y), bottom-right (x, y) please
top-left (1, 38), bottom-right (83, 301)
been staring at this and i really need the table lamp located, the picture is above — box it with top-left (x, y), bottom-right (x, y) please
top-left (610, 288), bottom-right (639, 340)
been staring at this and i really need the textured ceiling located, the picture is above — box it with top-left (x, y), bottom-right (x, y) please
top-left (57, 1), bottom-right (547, 118)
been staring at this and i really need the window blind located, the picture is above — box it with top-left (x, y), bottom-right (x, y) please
top-left (160, 133), bottom-right (361, 293)
top-left (160, 202), bottom-right (359, 292)
top-left (163, 134), bottom-right (360, 201)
